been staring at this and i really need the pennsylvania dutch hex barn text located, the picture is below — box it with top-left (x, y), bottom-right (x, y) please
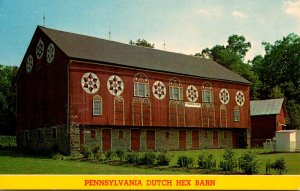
top-left (16, 26), bottom-right (251, 155)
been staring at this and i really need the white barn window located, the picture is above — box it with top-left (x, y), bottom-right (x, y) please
top-left (134, 73), bottom-right (149, 97)
top-left (202, 82), bottom-right (213, 103)
top-left (169, 77), bottom-right (183, 100)
top-left (234, 106), bottom-right (240, 122)
top-left (93, 95), bottom-right (102, 116)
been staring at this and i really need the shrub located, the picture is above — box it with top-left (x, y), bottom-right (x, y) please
top-left (198, 152), bottom-right (216, 170)
top-left (105, 151), bottom-right (115, 160)
top-left (238, 151), bottom-right (260, 175)
top-left (139, 152), bottom-right (157, 165)
top-left (219, 148), bottom-right (237, 172)
top-left (265, 160), bottom-right (271, 174)
top-left (116, 149), bottom-right (125, 161)
top-left (177, 155), bottom-right (194, 168)
top-left (266, 158), bottom-right (287, 175)
top-left (157, 151), bottom-right (173, 166)
top-left (52, 153), bottom-right (68, 160)
top-left (92, 146), bottom-right (101, 154)
top-left (82, 145), bottom-right (92, 158)
top-left (125, 153), bottom-right (140, 164)
top-left (94, 151), bottom-right (106, 161)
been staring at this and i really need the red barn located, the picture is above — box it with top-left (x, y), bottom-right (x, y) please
top-left (16, 26), bottom-right (251, 155)
top-left (250, 98), bottom-right (287, 147)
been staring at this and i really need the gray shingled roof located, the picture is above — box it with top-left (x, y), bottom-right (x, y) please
top-left (40, 26), bottom-right (251, 84)
top-left (250, 98), bottom-right (284, 116)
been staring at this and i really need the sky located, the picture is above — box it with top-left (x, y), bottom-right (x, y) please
top-left (0, 0), bottom-right (300, 66)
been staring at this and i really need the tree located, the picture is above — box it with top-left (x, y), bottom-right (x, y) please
top-left (195, 34), bottom-right (261, 99)
top-left (252, 33), bottom-right (300, 129)
top-left (0, 65), bottom-right (19, 135)
top-left (129, 39), bottom-right (155, 48)
top-left (226, 35), bottom-right (251, 59)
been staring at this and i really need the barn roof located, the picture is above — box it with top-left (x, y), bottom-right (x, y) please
top-left (39, 26), bottom-right (251, 84)
top-left (250, 98), bottom-right (284, 116)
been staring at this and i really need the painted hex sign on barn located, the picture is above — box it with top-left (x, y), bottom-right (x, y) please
top-left (235, 91), bottom-right (245, 106)
top-left (36, 38), bottom-right (44, 59)
top-left (152, 81), bottom-right (166, 100)
top-left (81, 72), bottom-right (100, 94)
top-left (107, 75), bottom-right (124, 96)
top-left (219, 88), bottom-right (230, 104)
top-left (186, 85), bottom-right (198, 102)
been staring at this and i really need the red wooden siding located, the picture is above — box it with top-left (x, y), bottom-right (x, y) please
top-left (114, 96), bottom-right (125, 125)
top-left (69, 61), bottom-right (250, 129)
top-left (132, 98), bottom-right (142, 126)
top-left (220, 106), bottom-right (227, 127)
top-left (131, 129), bottom-right (140, 151)
top-left (16, 30), bottom-right (69, 132)
top-left (213, 131), bottom-right (218, 148)
top-left (102, 129), bottom-right (111, 151)
top-left (142, 98), bottom-right (152, 126)
top-left (192, 130), bottom-right (199, 149)
top-left (146, 130), bottom-right (155, 150)
top-left (276, 107), bottom-right (286, 131)
top-left (179, 130), bottom-right (186, 150)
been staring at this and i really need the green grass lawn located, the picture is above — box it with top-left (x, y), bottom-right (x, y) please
top-left (0, 136), bottom-right (299, 174)
top-left (0, 148), bottom-right (299, 174)
top-left (0, 149), bottom-right (186, 174)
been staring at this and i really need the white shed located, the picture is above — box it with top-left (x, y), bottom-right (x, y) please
top-left (275, 130), bottom-right (299, 152)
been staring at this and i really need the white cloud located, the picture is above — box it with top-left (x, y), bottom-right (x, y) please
top-left (197, 9), bottom-right (210, 16)
top-left (284, 0), bottom-right (300, 19)
top-left (232, 11), bottom-right (246, 19)
top-left (196, 7), bottom-right (222, 17)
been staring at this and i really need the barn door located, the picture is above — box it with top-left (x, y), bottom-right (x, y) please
top-left (102, 129), bottom-right (111, 151)
top-left (179, 130), bottom-right (186, 150)
top-left (192, 130), bottom-right (199, 149)
top-left (213, 131), bottom-right (219, 148)
top-left (146, 130), bottom-right (155, 150)
top-left (131, 129), bottom-right (140, 151)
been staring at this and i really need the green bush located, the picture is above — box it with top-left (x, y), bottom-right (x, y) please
top-left (52, 153), bottom-right (68, 160)
top-left (82, 145), bottom-right (92, 158)
top-left (125, 153), bottom-right (140, 164)
top-left (265, 160), bottom-right (271, 174)
top-left (219, 148), bottom-right (237, 172)
top-left (238, 151), bottom-right (260, 175)
top-left (197, 152), bottom-right (216, 170)
top-left (177, 155), bottom-right (194, 168)
top-left (139, 152), bottom-right (157, 165)
top-left (104, 151), bottom-right (115, 160)
top-left (92, 146), bottom-right (101, 154)
top-left (94, 151), bottom-right (105, 161)
top-left (115, 149), bottom-right (125, 161)
top-left (157, 151), bottom-right (173, 166)
top-left (266, 158), bottom-right (287, 175)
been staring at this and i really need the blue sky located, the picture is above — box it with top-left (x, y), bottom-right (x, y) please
top-left (0, 0), bottom-right (300, 66)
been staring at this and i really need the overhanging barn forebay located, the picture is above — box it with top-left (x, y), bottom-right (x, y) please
top-left (16, 26), bottom-right (251, 155)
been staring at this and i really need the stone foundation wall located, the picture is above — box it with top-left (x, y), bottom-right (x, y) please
top-left (17, 125), bottom-right (70, 154)
top-left (80, 127), bottom-right (240, 152)
top-left (17, 125), bottom-right (246, 154)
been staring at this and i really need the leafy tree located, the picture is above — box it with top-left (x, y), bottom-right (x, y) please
top-left (226, 35), bottom-right (251, 59)
top-left (196, 34), bottom-right (261, 99)
top-left (0, 65), bottom-right (19, 135)
top-left (129, 39), bottom-right (154, 48)
top-left (253, 33), bottom-right (300, 129)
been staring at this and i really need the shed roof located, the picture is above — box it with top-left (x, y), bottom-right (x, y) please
top-left (39, 26), bottom-right (251, 85)
top-left (250, 98), bottom-right (284, 116)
